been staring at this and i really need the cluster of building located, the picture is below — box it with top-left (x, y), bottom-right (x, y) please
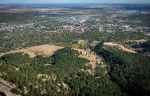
top-left (0, 23), bottom-right (34, 32)
top-left (0, 10), bottom-right (149, 35)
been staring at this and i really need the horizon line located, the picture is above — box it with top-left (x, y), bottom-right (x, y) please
top-left (0, 3), bottom-right (150, 5)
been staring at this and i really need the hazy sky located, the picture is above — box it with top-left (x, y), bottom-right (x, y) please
top-left (0, 0), bottom-right (150, 4)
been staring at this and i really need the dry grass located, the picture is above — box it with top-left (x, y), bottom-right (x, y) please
top-left (18, 44), bottom-right (63, 57)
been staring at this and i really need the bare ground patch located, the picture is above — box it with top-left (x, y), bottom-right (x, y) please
top-left (104, 42), bottom-right (137, 54)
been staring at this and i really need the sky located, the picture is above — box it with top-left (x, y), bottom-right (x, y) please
top-left (0, 0), bottom-right (150, 4)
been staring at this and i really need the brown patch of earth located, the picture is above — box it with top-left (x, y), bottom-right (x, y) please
top-left (104, 42), bottom-right (137, 54)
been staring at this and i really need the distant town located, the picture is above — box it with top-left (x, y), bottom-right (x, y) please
top-left (0, 5), bottom-right (150, 36)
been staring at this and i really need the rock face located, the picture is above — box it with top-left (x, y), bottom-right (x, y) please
top-left (0, 78), bottom-right (17, 96)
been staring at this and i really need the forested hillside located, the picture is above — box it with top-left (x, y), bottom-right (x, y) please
top-left (0, 47), bottom-right (122, 96)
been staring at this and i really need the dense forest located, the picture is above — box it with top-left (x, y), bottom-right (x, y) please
top-left (94, 42), bottom-right (150, 96)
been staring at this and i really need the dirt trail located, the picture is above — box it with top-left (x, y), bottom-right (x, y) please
top-left (0, 78), bottom-right (17, 96)
top-left (126, 39), bottom-right (147, 43)
top-left (104, 42), bottom-right (137, 53)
